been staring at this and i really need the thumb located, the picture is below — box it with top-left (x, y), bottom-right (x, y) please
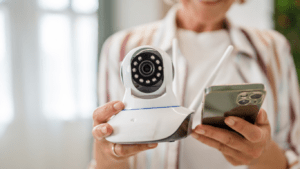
top-left (256, 109), bottom-right (269, 125)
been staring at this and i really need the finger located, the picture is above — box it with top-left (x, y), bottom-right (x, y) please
top-left (223, 154), bottom-right (244, 166)
top-left (92, 123), bottom-right (113, 140)
top-left (113, 143), bottom-right (158, 157)
top-left (224, 116), bottom-right (263, 143)
top-left (191, 132), bottom-right (252, 164)
top-left (194, 125), bottom-right (250, 152)
top-left (255, 109), bottom-right (269, 125)
top-left (93, 101), bottom-right (125, 126)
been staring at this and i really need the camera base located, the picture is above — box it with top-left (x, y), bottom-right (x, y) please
top-left (106, 106), bottom-right (194, 144)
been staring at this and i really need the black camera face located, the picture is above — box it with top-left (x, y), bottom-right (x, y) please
top-left (131, 49), bottom-right (164, 93)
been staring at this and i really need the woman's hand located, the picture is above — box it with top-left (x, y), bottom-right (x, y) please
top-left (191, 109), bottom-right (283, 167)
top-left (92, 101), bottom-right (158, 169)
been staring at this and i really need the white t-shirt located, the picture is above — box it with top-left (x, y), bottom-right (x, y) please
top-left (177, 28), bottom-right (247, 169)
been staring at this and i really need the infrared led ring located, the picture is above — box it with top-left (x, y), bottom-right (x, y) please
top-left (131, 52), bottom-right (164, 87)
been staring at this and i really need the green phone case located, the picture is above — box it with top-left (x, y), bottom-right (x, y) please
top-left (202, 83), bottom-right (266, 132)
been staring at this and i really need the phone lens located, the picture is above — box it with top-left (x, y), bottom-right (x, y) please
top-left (238, 92), bottom-right (249, 98)
top-left (250, 94), bottom-right (262, 99)
top-left (238, 99), bottom-right (250, 105)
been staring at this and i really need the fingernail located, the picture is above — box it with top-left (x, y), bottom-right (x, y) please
top-left (196, 129), bottom-right (205, 135)
top-left (114, 102), bottom-right (123, 111)
top-left (261, 110), bottom-right (265, 120)
top-left (115, 144), bottom-right (121, 152)
top-left (225, 118), bottom-right (235, 126)
top-left (101, 126), bottom-right (107, 134)
top-left (148, 143), bottom-right (157, 148)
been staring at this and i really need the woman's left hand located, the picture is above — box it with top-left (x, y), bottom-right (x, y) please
top-left (191, 109), bottom-right (272, 166)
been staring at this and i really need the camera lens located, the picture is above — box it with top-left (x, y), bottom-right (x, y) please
top-left (250, 94), bottom-right (262, 99)
top-left (238, 99), bottom-right (250, 105)
top-left (131, 49), bottom-right (164, 93)
top-left (139, 61), bottom-right (155, 77)
top-left (143, 65), bottom-right (151, 73)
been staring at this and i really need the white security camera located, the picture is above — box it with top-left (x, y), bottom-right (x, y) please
top-left (106, 46), bottom-right (194, 144)
top-left (120, 46), bottom-right (176, 106)
top-left (106, 44), bottom-right (234, 144)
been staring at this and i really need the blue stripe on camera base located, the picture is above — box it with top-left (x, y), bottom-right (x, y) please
top-left (122, 106), bottom-right (180, 111)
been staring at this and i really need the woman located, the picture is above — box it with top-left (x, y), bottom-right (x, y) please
top-left (91, 0), bottom-right (300, 168)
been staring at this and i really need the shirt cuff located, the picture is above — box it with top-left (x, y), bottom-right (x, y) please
top-left (285, 150), bottom-right (300, 169)
top-left (87, 159), bottom-right (97, 169)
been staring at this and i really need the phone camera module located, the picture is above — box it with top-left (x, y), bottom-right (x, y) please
top-left (250, 93), bottom-right (262, 99)
top-left (237, 91), bottom-right (264, 106)
top-left (238, 92), bottom-right (249, 98)
top-left (238, 99), bottom-right (250, 105)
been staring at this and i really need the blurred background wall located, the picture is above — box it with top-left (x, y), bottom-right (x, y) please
top-left (0, 0), bottom-right (297, 168)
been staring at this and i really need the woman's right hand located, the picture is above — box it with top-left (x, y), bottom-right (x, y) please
top-left (92, 101), bottom-right (158, 169)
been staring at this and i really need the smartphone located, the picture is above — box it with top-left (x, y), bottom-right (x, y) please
top-left (201, 83), bottom-right (266, 132)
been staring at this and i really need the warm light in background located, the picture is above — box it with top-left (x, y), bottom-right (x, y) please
top-left (72, 0), bottom-right (99, 13)
top-left (38, 1), bottom-right (98, 120)
top-left (0, 11), bottom-right (5, 62)
top-left (0, 9), bottom-right (14, 134)
top-left (74, 17), bottom-right (98, 118)
top-left (39, 14), bottom-right (76, 120)
top-left (39, 0), bottom-right (69, 11)
top-left (0, 1), bottom-right (99, 168)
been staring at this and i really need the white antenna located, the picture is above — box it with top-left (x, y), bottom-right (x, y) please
top-left (172, 39), bottom-right (179, 98)
top-left (189, 45), bottom-right (234, 111)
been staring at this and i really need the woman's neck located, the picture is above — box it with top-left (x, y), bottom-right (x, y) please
top-left (176, 8), bottom-right (225, 33)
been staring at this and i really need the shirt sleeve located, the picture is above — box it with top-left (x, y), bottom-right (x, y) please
top-left (285, 54), bottom-right (300, 169)
top-left (274, 37), bottom-right (300, 168)
top-left (97, 35), bottom-right (126, 106)
top-left (87, 159), bottom-right (96, 169)
top-left (97, 38), bottom-right (110, 106)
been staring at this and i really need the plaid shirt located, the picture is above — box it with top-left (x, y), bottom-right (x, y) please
top-left (94, 5), bottom-right (300, 169)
